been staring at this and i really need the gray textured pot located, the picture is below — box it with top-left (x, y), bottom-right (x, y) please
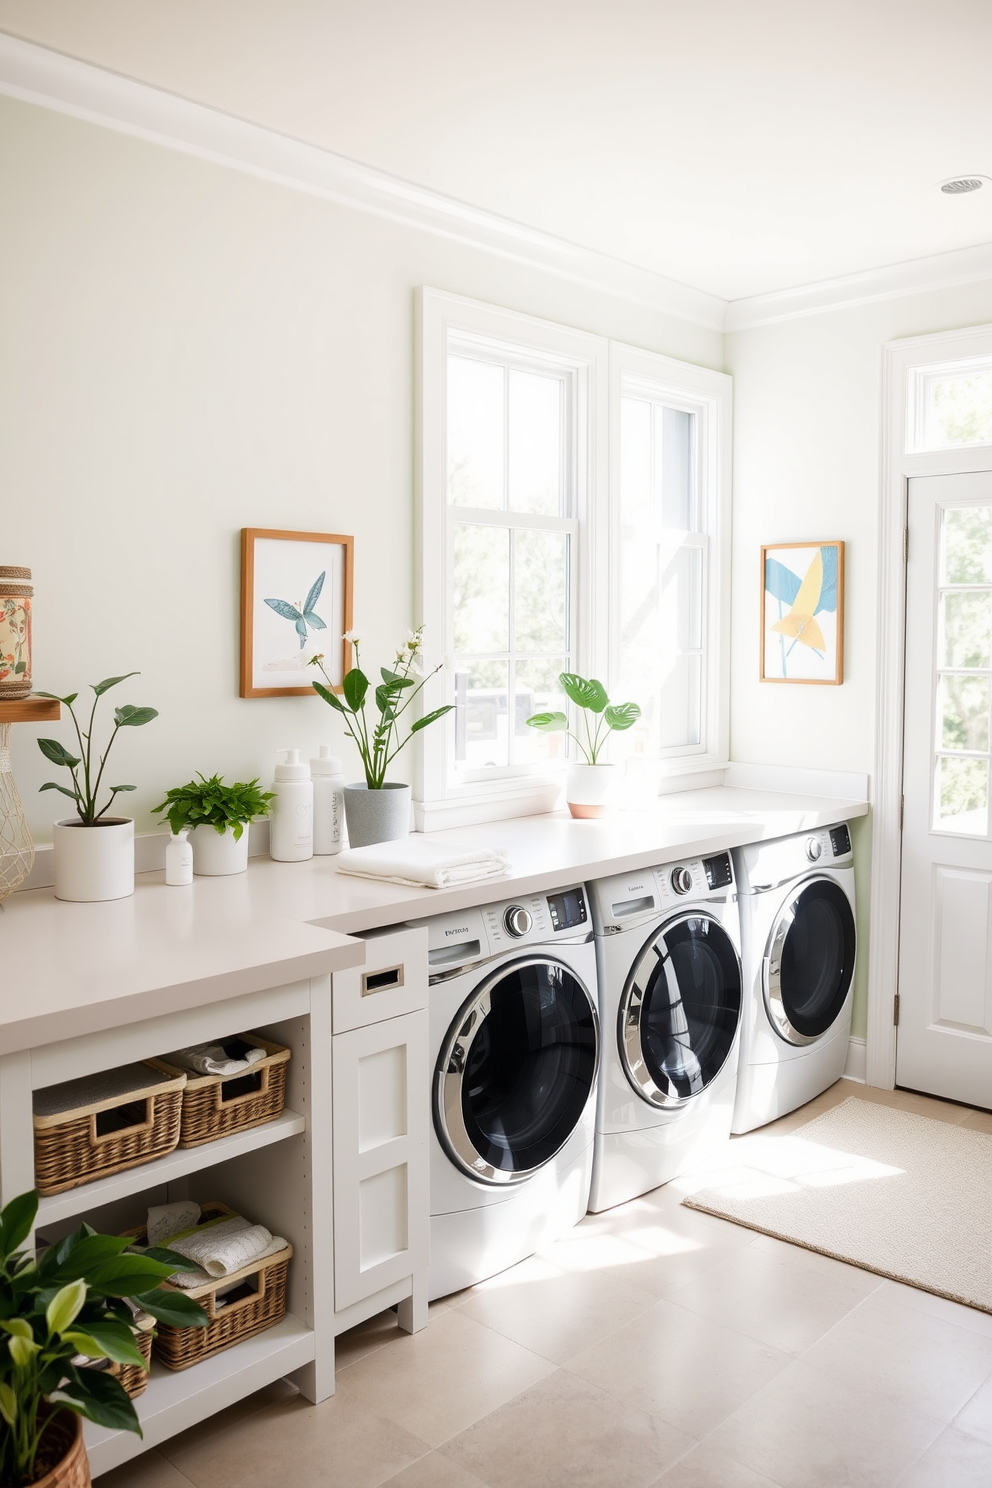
top-left (343, 782), bottom-right (411, 848)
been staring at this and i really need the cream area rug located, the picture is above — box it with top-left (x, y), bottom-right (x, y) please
top-left (683, 1097), bottom-right (992, 1312)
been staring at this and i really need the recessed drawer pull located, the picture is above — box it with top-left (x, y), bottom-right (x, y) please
top-left (363, 964), bottom-right (404, 996)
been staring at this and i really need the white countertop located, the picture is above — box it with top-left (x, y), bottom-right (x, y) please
top-left (0, 786), bottom-right (867, 1052)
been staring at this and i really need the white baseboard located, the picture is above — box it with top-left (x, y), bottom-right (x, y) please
top-left (724, 761), bottom-right (871, 802)
top-left (843, 1036), bottom-right (867, 1083)
top-left (17, 819), bottom-right (272, 891)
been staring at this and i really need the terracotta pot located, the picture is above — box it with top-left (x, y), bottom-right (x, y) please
top-left (30, 1410), bottom-right (91, 1488)
top-left (565, 762), bottom-right (618, 819)
top-left (53, 817), bottom-right (134, 902)
top-left (189, 822), bottom-right (250, 876)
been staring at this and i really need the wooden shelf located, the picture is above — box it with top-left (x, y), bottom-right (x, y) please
top-left (36, 1110), bottom-right (306, 1226)
top-left (0, 697), bottom-right (60, 723)
top-left (84, 1314), bottom-right (315, 1474)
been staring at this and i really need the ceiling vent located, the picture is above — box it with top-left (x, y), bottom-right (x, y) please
top-left (940, 177), bottom-right (987, 194)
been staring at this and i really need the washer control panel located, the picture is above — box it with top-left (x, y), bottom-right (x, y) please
top-left (416, 884), bottom-right (591, 975)
top-left (589, 852), bottom-right (736, 933)
top-left (503, 905), bottom-right (533, 938)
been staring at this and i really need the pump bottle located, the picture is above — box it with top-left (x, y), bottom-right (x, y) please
top-left (311, 746), bottom-right (346, 854)
top-left (269, 749), bottom-right (314, 861)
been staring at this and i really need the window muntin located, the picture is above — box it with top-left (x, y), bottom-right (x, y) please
top-left (933, 505), bottom-right (992, 835)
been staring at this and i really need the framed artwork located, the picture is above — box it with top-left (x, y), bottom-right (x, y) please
top-left (240, 528), bottom-right (354, 697)
top-left (760, 540), bottom-right (844, 685)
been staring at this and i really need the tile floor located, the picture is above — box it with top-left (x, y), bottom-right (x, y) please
top-left (103, 1080), bottom-right (992, 1488)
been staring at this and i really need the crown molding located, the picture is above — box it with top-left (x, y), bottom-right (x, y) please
top-left (0, 31), bottom-right (727, 332)
top-left (725, 240), bottom-right (992, 332)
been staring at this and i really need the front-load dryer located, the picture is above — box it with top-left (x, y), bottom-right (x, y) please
top-left (411, 884), bottom-right (599, 1300)
top-left (588, 851), bottom-right (742, 1213)
top-left (732, 822), bottom-right (857, 1134)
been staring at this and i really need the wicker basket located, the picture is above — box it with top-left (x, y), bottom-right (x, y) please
top-left (32, 1060), bottom-right (186, 1196)
top-left (109, 1322), bottom-right (153, 1399)
top-left (122, 1203), bottom-right (292, 1371)
top-left (156, 1036), bottom-right (290, 1149)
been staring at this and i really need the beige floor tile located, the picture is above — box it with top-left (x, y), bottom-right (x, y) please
top-left (165, 1391), bottom-right (430, 1488)
top-left (155, 1380), bottom-right (297, 1458)
top-left (439, 1368), bottom-right (694, 1488)
top-left (800, 1285), bottom-right (992, 1422)
top-left (898, 1425), bottom-right (992, 1487)
top-left (382, 1452), bottom-right (490, 1487)
top-left (456, 1251), bottom-right (658, 1363)
top-left (564, 1296), bottom-right (791, 1438)
top-left (709, 1358), bottom-right (944, 1488)
top-left (335, 1308), bottom-right (407, 1370)
top-left (98, 1451), bottom-right (194, 1488)
top-left (852, 1084), bottom-right (972, 1125)
top-left (649, 1437), bottom-right (786, 1488)
top-left (664, 1230), bottom-right (880, 1353)
top-left (332, 1305), bottom-right (555, 1448)
top-left (954, 1373), bottom-right (992, 1447)
top-left (958, 1106), bottom-right (992, 1134)
top-left (876, 1279), bottom-right (992, 1340)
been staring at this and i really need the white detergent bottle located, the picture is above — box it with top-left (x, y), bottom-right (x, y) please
top-left (269, 749), bottom-right (314, 862)
top-left (164, 828), bottom-right (193, 885)
top-left (311, 745), bottom-right (346, 855)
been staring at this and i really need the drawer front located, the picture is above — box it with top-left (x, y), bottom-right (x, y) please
top-left (331, 925), bottom-right (427, 1033)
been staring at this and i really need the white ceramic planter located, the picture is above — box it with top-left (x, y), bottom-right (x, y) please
top-left (343, 782), bottom-right (411, 848)
top-left (53, 816), bottom-right (134, 902)
top-left (189, 822), bottom-right (250, 876)
top-left (565, 762), bottom-right (618, 819)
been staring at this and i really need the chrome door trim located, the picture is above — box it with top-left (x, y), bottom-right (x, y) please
top-left (434, 954), bottom-right (600, 1186)
top-left (618, 910), bottom-right (741, 1109)
top-left (762, 874), bottom-right (852, 1046)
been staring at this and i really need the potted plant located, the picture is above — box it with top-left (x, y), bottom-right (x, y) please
top-left (526, 673), bottom-right (641, 818)
top-left (310, 626), bottom-right (452, 848)
top-left (0, 1188), bottom-right (207, 1488)
top-left (151, 774), bottom-right (275, 875)
top-left (36, 675), bottom-right (158, 902)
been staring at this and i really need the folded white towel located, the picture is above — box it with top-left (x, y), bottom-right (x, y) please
top-left (336, 838), bottom-right (510, 889)
top-left (145, 1202), bottom-right (287, 1286)
top-left (147, 1200), bottom-right (200, 1249)
top-left (164, 1042), bottom-right (266, 1078)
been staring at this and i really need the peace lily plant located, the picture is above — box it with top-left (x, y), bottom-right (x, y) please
top-left (527, 673), bottom-right (641, 819)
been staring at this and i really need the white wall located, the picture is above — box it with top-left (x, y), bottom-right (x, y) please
top-left (726, 278), bottom-right (992, 1036)
top-left (1, 94), bottom-right (721, 842)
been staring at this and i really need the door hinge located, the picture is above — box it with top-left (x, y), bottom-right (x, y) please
top-left (903, 526), bottom-right (909, 562)
top-left (893, 992), bottom-right (901, 1027)
top-left (899, 794), bottom-right (904, 829)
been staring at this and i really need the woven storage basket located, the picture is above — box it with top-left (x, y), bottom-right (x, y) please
top-left (156, 1035), bottom-right (290, 1149)
top-left (33, 1060), bottom-right (186, 1196)
top-left (121, 1202), bottom-right (292, 1371)
top-left (109, 1322), bottom-right (153, 1399)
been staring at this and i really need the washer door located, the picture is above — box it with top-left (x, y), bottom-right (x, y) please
top-left (435, 956), bottom-right (600, 1186)
top-left (620, 912), bottom-right (742, 1108)
top-left (764, 876), bottom-right (856, 1045)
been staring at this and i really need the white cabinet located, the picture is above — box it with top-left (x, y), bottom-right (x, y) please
top-left (330, 925), bottom-right (429, 1337)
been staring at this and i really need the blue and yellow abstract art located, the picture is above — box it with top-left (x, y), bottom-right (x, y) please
top-left (761, 541), bottom-right (844, 684)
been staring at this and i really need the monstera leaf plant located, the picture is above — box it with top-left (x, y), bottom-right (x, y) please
top-left (526, 672), bottom-right (641, 763)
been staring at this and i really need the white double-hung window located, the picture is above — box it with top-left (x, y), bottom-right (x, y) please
top-left (416, 289), bottom-right (729, 828)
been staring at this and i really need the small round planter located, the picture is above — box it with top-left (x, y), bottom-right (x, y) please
top-left (31, 1409), bottom-right (91, 1488)
top-left (565, 762), bottom-right (618, 820)
top-left (343, 782), bottom-right (411, 848)
top-left (53, 817), bottom-right (134, 902)
top-left (189, 822), bottom-right (250, 876)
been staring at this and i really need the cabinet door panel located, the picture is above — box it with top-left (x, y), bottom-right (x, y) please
top-left (332, 1011), bottom-right (428, 1310)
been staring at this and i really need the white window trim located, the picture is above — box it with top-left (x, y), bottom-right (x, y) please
top-left (609, 341), bottom-right (733, 777)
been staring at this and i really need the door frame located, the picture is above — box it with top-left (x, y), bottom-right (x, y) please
top-left (869, 324), bottom-right (992, 1088)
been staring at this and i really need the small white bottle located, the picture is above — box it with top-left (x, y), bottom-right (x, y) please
top-left (269, 749), bottom-right (314, 862)
top-left (311, 746), bottom-right (346, 855)
top-left (164, 829), bottom-right (193, 885)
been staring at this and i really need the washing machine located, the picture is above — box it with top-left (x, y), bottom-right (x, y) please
top-left (412, 884), bottom-right (600, 1300)
top-left (732, 822), bottom-right (857, 1134)
top-left (587, 851), bottom-right (743, 1213)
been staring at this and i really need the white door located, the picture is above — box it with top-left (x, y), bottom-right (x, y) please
top-left (898, 470), bottom-right (992, 1106)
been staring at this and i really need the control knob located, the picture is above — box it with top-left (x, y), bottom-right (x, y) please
top-left (805, 836), bottom-right (822, 862)
top-left (670, 866), bottom-right (694, 896)
top-left (503, 905), bottom-right (533, 938)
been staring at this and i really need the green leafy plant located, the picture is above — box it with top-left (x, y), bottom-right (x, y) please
top-left (151, 774), bottom-right (275, 841)
top-left (0, 1188), bottom-right (207, 1487)
top-left (526, 673), bottom-right (641, 764)
top-left (310, 625), bottom-right (453, 789)
top-left (35, 674), bottom-right (158, 826)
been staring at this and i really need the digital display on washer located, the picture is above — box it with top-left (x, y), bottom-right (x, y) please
top-left (703, 853), bottom-right (733, 890)
top-left (548, 887), bottom-right (588, 931)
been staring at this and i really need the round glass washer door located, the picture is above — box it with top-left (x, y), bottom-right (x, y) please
top-left (763, 875), bottom-right (856, 1046)
top-left (619, 912), bottom-right (742, 1109)
top-left (434, 956), bottom-right (600, 1186)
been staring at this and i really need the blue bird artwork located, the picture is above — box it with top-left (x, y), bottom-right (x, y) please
top-left (264, 571), bottom-right (328, 649)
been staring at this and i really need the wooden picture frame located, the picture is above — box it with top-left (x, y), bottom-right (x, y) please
top-left (760, 540), bottom-right (845, 685)
top-left (240, 528), bottom-right (354, 698)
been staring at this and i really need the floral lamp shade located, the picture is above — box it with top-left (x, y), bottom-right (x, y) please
top-left (0, 566), bottom-right (32, 700)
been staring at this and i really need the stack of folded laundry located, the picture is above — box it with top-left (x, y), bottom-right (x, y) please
top-left (147, 1200), bottom-right (287, 1292)
top-left (336, 838), bottom-right (510, 889)
top-left (162, 1040), bottom-right (267, 1077)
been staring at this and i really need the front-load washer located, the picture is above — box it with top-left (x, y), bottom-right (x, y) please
top-left (412, 884), bottom-right (600, 1300)
top-left (587, 851), bottom-right (743, 1213)
top-left (732, 821), bottom-right (857, 1134)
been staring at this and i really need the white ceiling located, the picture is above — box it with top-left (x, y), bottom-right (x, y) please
top-left (1, 0), bottom-right (991, 303)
